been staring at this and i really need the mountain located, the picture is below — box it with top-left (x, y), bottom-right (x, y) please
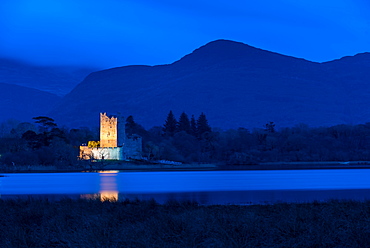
top-left (49, 39), bottom-right (370, 129)
top-left (0, 58), bottom-right (96, 96)
top-left (0, 83), bottom-right (61, 123)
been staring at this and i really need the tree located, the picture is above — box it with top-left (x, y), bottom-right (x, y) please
top-left (172, 131), bottom-right (199, 162)
top-left (29, 116), bottom-right (67, 147)
top-left (49, 127), bottom-right (67, 141)
top-left (0, 119), bottom-right (20, 138)
top-left (163, 111), bottom-right (177, 137)
top-left (9, 122), bottom-right (37, 138)
top-left (264, 122), bottom-right (276, 133)
top-left (144, 141), bottom-right (160, 160)
top-left (126, 115), bottom-right (137, 137)
top-left (22, 130), bottom-right (42, 149)
top-left (67, 127), bottom-right (97, 147)
top-left (33, 116), bottom-right (57, 133)
top-left (177, 112), bottom-right (191, 134)
top-left (197, 112), bottom-right (211, 138)
top-left (190, 115), bottom-right (197, 136)
top-left (125, 115), bottom-right (148, 140)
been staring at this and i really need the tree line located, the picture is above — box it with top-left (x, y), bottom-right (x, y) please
top-left (2, 112), bottom-right (370, 167)
top-left (0, 117), bottom-right (97, 167)
top-left (126, 111), bottom-right (370, 165)
top-left (162, 111), bottom-right (211, 138)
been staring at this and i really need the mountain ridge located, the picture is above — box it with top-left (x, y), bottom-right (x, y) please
top-left (41, 39), bottom-right (370, 129)
top-left (0, 83), bottom-right (61, 123)
top-left (0, 57), bottom-right (96, 96)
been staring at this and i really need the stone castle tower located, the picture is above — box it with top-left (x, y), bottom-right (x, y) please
top-left (99, 113), bottom-right (126, 147)
top-left (100, 113), bottom-right (117, 147)
top-left (80, 113), bottom-right (141, 160)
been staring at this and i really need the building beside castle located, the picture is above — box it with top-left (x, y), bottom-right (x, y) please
top-left (79, 113), bottom-right (142, 160)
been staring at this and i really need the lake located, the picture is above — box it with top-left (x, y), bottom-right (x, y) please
top-left (1, 169), bottom-right (370, 204)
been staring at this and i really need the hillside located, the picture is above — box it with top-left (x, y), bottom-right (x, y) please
top-left (0, 58), bottom-right (95, 96)
top-left (0, 83), bottom-right (61, 123)
top-left (49, 40), bottom-right (370, 129)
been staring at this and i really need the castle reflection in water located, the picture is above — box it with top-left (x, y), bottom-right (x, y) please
top-left (81, 170), bottom-right (119, 202)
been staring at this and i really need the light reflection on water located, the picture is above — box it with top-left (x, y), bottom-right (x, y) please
top-left (2, 169), bottom-right (370, 204)
top-left (99, 171), bottom-right (118, 201)
top-left (81, 171), bottom-right (119, 201)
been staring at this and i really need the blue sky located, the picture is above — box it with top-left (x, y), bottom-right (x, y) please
top-left (1, 0), bottom-right (369, 68)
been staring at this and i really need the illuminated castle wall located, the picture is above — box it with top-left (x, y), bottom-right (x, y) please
top-left (79, 113), bottom-right (141, 160)
top-left (100, 113), bottom-right (117, 147)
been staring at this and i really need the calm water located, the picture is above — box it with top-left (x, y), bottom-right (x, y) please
top-left (2, 169), bottom-right (370, 204)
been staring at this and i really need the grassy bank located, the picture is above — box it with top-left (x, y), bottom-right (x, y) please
top-left (1, 198), bottom-right (370, 247)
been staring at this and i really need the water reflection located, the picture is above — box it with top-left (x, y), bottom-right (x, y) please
top-left (3, 169), bottom-right (370, 204)
top-left (99, 170), bottom-right (118, 201)
top-left (81, 170), bottom-right (119, 201)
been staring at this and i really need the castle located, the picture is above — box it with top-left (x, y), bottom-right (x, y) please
top-left (79, 113), bottom-right (142, 160)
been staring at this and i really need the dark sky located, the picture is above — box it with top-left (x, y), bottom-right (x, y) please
top-left (1, 0), bottom-right (369, 69)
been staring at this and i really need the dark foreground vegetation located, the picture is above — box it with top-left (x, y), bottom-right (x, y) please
top-left (2, 112), bottom-right (370, 168)
top-left (1, 198), bottom-right (370, 247)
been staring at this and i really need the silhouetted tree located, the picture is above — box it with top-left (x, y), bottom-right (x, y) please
top-left (125, 115), bottom-right (148, 140)
top-left (67, 127), bottom-right (97, 147)
top-left (9, 122), bottom-right (37, 138)
top-left (33, 116), bottom-right (57, 133)
top-left (172, 131), bottom-right (199, 162)
top-left (22, 130), bottom-right (42, 149)
top-left (49, 127), bottom-right (67, 141)
top-left (126, 115), bottom-right (137, 137)
top-left (190, 115), bottom-right (197, 136)
top-left (163, 111), bottom-right (177, 137)
top-left (178, 112), bottom-right (191, 134)
top-left (264, 122), bottom-right (276, 133)
top-left (197, 112), bottom-right (211, 138)
top-left (195, 130), bottom-right (220, 162)
top-left (147, 126), bottom-right (164, 143)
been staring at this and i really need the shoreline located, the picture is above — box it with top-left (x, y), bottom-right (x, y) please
top-left (2, 161), bottom-right (370, 173)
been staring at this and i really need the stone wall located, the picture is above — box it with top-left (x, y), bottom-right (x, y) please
top-left (79, 146), bottom-right (123, 160)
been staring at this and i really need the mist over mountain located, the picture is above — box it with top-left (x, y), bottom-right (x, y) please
top-left (43, 39), bottom-right (370, 129)
top-left (0, 83), bottom-right (61, 123)
top-left (0, 58), bottom-right (96, 96)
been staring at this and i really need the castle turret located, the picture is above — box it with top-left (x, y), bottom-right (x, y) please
top-left (100, 113), bottom-right (118, 147)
